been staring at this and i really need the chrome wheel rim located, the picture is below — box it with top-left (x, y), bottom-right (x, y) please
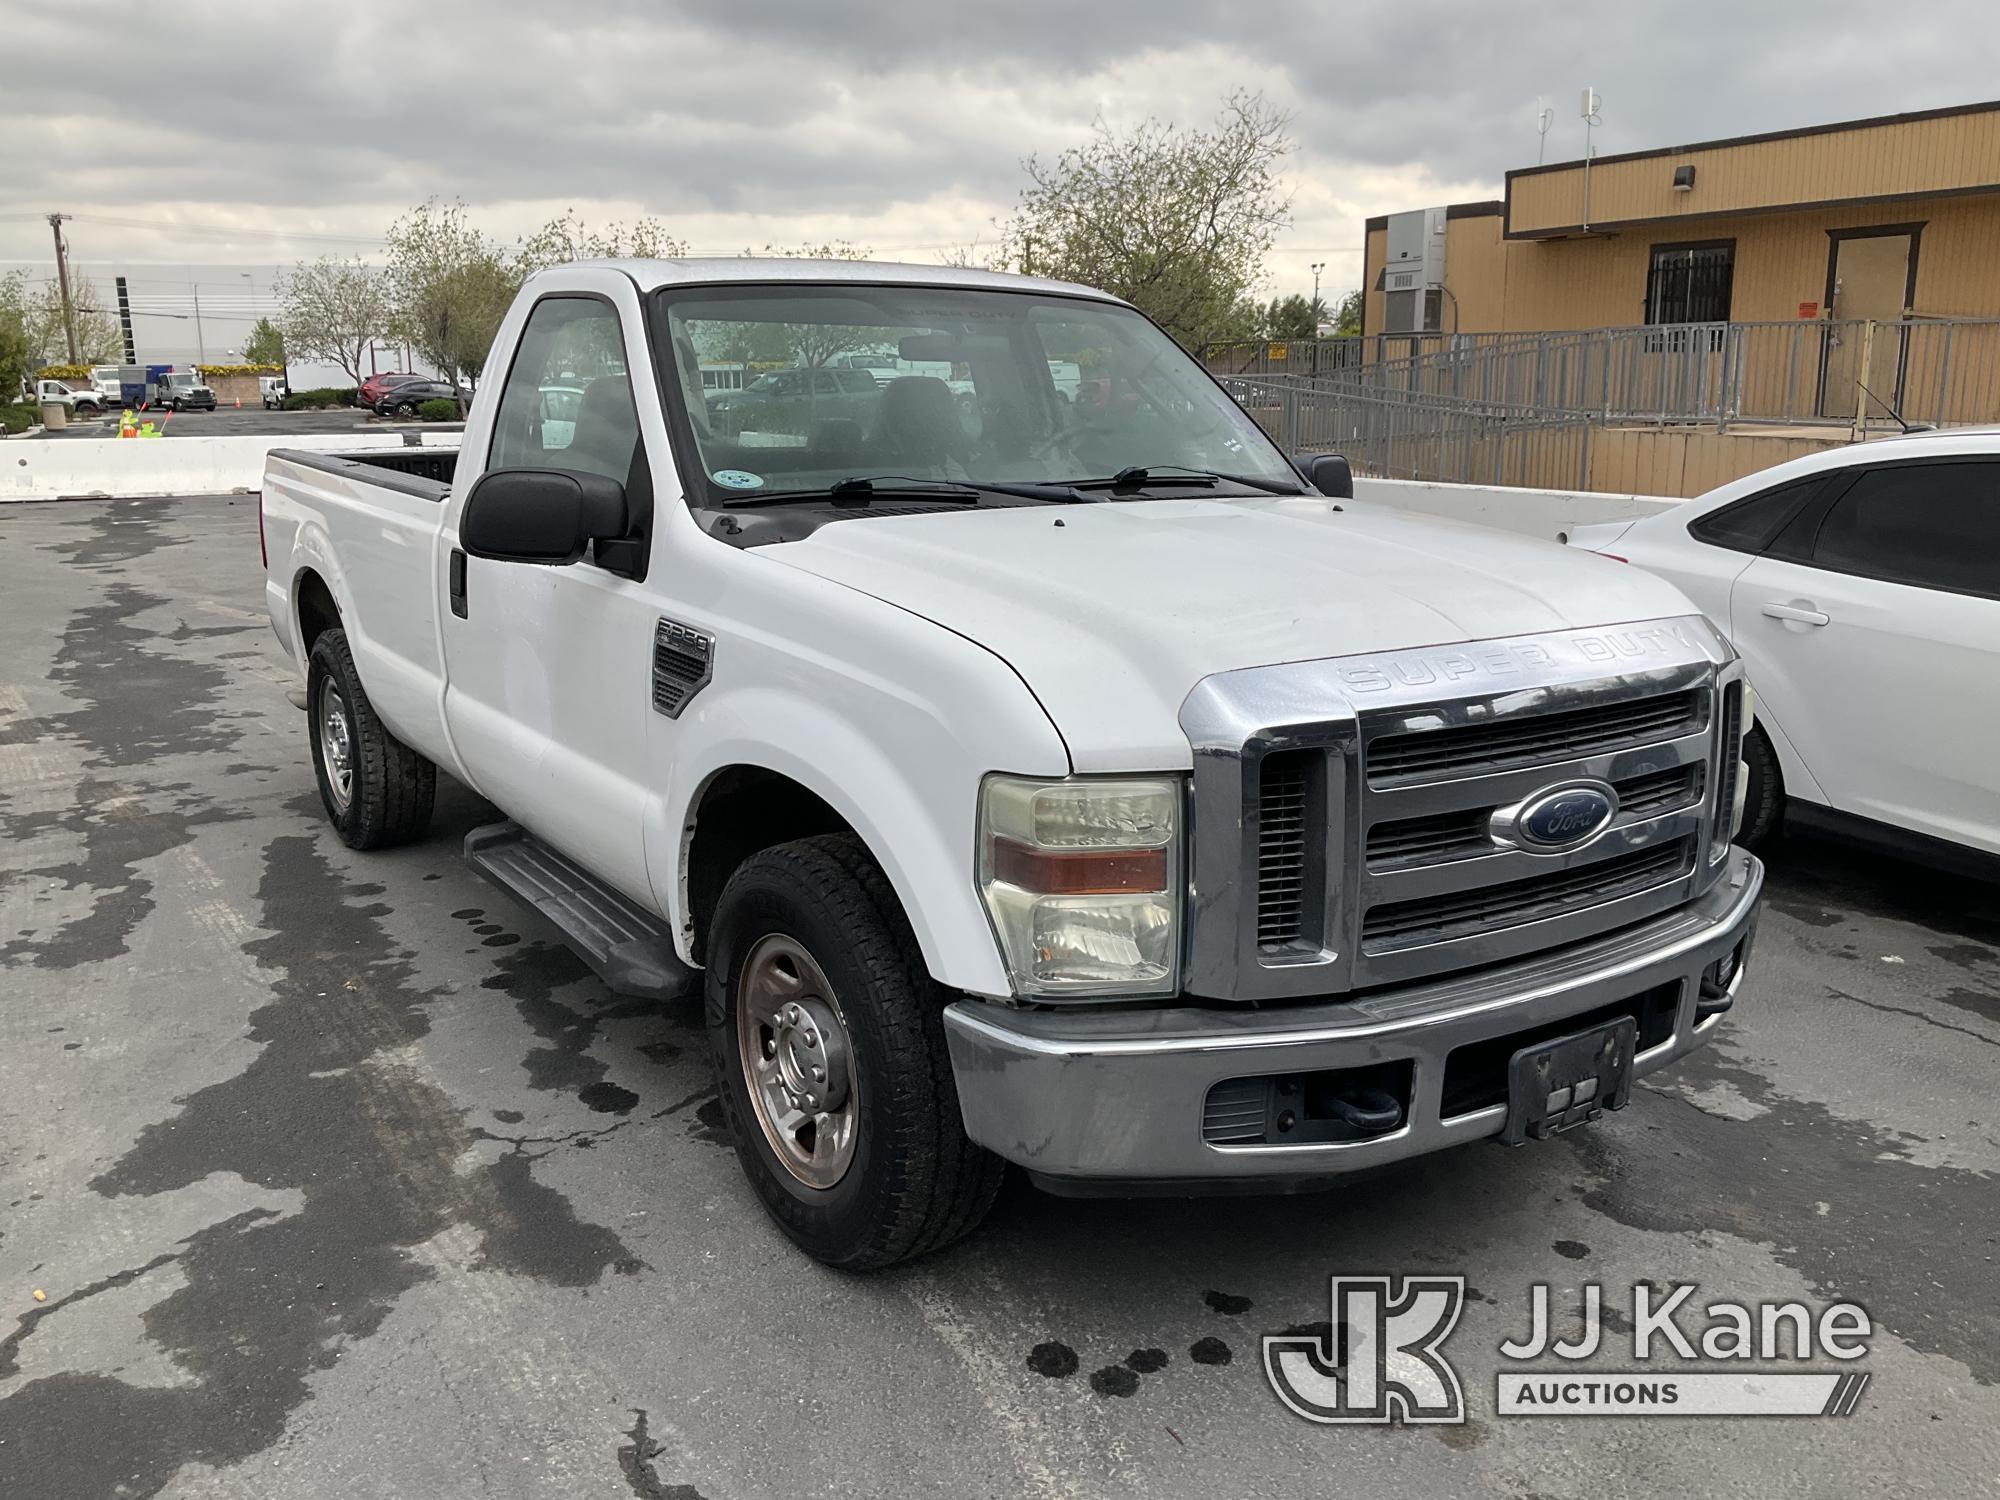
top-left (736, 934), bottom-right (857, 1190)
top-left (318, 683), bottom-right (354, 812)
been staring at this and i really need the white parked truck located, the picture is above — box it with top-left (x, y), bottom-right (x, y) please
top-left (262, 260), bottom-right (1763, 1268)
top-left (31, 377), bottom-right (105, 416)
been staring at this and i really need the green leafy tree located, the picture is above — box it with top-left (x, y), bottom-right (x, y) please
top-left (278, 256), bottom-right (387, 386)
top-left (997, 91), bottom-right (1293, 349)
top-left (243, 316), bottom-right (285, 367)
top-left (1332, 288), bottom-right (1364, 336)
top-left (384, 200), bottom-right (516, 396)
top-left (1262, 293), bottom-right (1325, 341)
top-left (0, 271), bottom-right (33, 400)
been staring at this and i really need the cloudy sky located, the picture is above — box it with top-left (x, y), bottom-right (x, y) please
top-left (4, 0), bottom-right (1996, 360)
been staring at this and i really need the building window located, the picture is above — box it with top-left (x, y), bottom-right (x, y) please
top-left (1646, 242), bottom-right (1735, 325)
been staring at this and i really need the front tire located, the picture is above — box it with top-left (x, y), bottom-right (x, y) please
top-left (306, 627), bottom-right (436, 849)
top-left (1736, 724), bottom-right (1784, 851)
top-left (707, 833), bottom-right (1003, 1270)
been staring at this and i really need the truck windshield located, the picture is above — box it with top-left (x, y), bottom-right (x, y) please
top-left (654, 284), bottom-right (1299, 505)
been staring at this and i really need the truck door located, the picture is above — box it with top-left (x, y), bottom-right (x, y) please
top-left (439, 289), bottom-right (660, 907)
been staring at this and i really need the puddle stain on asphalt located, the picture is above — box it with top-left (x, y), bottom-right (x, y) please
top-left (617, 1408), bottom-right (709, 1500)
top-left (0, 678), bottom-right (644, 1499)
top-left (0, 505), bottom-right (247, 967)
top-left (476, 940), bottom-right (693, 1118)
top-left (1569, 1042), bottom-right (2000, 1384)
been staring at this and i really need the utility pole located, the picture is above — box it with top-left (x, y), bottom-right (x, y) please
top-left (1021, 232), bottom-right (1035, 277)
top-left (47, 213), bottom-right (80, 365)
top-left (190, 282), bottom-right (208, 365)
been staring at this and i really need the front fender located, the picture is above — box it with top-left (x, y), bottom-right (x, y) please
top-left (651, 680), bottom-right (1069, 999)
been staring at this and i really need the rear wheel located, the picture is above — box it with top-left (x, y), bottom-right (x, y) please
top-left (306, 627), bottom-right (436, 849)
top-left (707, 833), bottom-right (1003, 1270)
top-left (394, 400), bottom-right (417, 418)
top-left (1736, 724), bottom-right (1784, 851)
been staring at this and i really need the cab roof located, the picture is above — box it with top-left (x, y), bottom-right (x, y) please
top-left (540, 256), bottom-right (1125, 305)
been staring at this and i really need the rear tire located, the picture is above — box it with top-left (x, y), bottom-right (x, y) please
top-left (707, 833), bottom-right (1003, 1270)
top-left (306, 627), bottom-right (436, 849)
top-left (1736, 724), bottom-right (1784, 851)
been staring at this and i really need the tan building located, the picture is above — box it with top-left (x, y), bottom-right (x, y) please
top-left (1364, 100), bottom-right (2000, 420)
top-left (1346, 100), bottom-right (2000, 495)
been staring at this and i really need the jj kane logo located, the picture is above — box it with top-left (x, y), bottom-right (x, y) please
top-left (1265, 1277), bottom-right (1874, 1423)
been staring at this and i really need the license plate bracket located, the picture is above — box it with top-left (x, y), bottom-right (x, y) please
top-left (1502, 1017), bottom-right (1637, 1145)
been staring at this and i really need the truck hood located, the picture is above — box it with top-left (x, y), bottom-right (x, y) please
top-left (771, 496), bottom-right (1701, 770)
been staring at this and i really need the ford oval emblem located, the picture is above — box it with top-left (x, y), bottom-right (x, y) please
top-left (1507, 784), bottom-right (1618, 852)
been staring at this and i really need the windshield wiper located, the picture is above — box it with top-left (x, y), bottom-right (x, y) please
top-left (723, 475), bottom-right (982, 509)
top-left (1070, 464), bottom-right (1305, 497)
top-left (722, 474), bottom-right (1093, 508)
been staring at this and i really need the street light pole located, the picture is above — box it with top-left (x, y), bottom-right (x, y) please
top-left (191, 282), bottom-right (207, 365)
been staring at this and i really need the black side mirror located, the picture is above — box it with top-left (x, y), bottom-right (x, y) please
top-left (1300, 452), bottom-right (1353, 499)
top-left (460, 469), bottom-right (628, 566)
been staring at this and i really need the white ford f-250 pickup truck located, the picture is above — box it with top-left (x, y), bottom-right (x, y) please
top-left (262, 259), bottom-right (1762, 1268)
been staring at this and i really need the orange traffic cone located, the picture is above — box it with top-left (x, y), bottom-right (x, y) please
top-left (234, 396), bottom-right (242, 408)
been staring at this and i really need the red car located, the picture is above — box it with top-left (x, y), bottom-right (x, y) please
top-left (356, 372), bottom-right (422, 407)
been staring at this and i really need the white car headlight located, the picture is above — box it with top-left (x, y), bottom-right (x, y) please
top-left (977, 775), bottom-right (1182, 998)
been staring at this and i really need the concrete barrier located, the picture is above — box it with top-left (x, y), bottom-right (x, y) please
top-left (3, 438), bottom-right (1684, 541)
top-left (1354, 475), bottom-right (1681, 542)
top-left (1, 431), bottom-right (459, 502)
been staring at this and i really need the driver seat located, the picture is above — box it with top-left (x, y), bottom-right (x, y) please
top-left (873, 376), bottom-right (964, 469)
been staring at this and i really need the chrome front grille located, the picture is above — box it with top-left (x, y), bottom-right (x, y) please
top-left (1361, 837), bottom-right (1697, 952)
top-left (1366, 689), bottom-right (1704, 786)
top-left (1365, 762), bottom-right (1704, 871)
top-left (1180, 619), bottom-right (1742, 1003)
top-left (1256, 752), bottom-right (1311, 948)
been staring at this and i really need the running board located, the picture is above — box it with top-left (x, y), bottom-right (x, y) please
top-left (464, 821), bottom-right (695, 1000)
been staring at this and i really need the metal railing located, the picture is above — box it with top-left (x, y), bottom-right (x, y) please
top-left (1209, 317), bottom-right (2000, 433)
top-left (1229, 377), bottom-right (1600, 491)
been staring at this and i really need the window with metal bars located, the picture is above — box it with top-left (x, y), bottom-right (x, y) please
top-left (1646, 242), bottom-right (1735, 326)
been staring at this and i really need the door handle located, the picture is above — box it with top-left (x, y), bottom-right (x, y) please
top-left (449, 549), bottom-right (468, 619)
top-left (1761, 600), bottom-right (1828, 626)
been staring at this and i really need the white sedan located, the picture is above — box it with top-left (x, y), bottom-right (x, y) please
top-left (1572, 428), bottom-right (1999, 866)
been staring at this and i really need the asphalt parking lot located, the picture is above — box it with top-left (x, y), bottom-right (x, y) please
top-left (1, 494), bottom-right (1996, 1499)
top-left (32, 408), bottom-right (459, 439)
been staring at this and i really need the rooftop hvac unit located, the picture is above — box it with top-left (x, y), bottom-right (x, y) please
top-left (1382, 207), bottom-right (1447, 334)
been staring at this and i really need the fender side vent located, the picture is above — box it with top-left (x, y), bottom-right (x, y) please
top-left (652, 619), bottom-right (713, 718)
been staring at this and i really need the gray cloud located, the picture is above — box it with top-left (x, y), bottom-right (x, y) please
top-left (3, 0), bottom-right (1996, 258)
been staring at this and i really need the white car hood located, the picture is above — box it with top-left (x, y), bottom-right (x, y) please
top-left (771, 496), bottom-right (1700, 770)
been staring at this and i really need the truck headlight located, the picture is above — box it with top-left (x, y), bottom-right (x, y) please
top-left (977, 775), bottom-right (1182, 998)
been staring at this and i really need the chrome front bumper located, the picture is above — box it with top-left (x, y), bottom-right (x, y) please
top-left (943, 847), bottom-right (1761, 1188)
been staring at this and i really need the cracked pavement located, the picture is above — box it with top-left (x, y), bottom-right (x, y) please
top-left (1, 495), bottom-right (1996, 1498)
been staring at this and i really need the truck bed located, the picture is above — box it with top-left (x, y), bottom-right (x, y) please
top-left (268, 445), bottom-right (459, 501)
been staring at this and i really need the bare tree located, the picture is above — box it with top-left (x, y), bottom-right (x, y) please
top-left (997, 91), bottom-right (1293, 348)
top-left (16, 274), bottom-right (121, 366)
top-left (278, 256), bottom-right (386, 386)
top-left (742, 241), bottom-right (877, 367)
top-left (514, 209), bottom-right (688, 272)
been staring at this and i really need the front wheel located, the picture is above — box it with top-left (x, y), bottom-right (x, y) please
top-left (1736, 724), bottom-right (1784, 851)
top-left (707, 833), bottom-right (1003, 1270)
top-left (305, 627), bottom-right (436, 849)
